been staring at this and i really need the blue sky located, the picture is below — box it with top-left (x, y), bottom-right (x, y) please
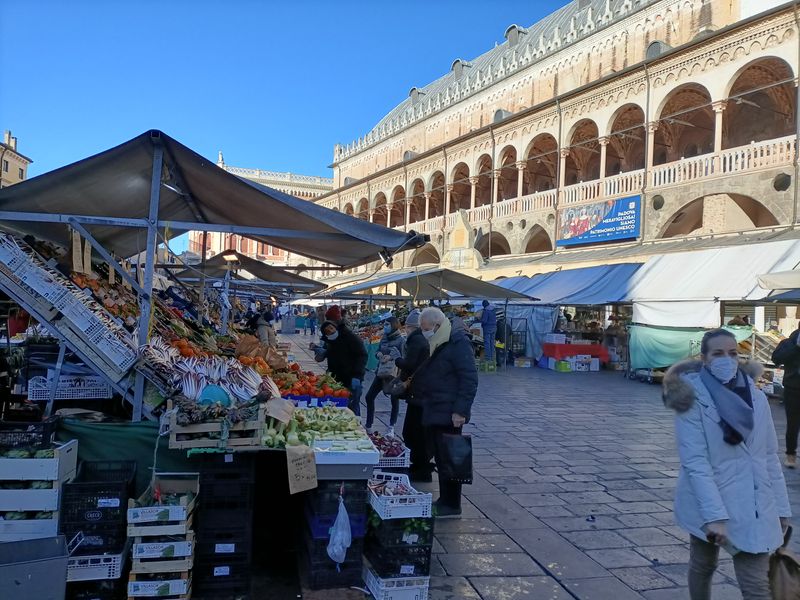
top-left (1, 0), bottom-right (567, 253)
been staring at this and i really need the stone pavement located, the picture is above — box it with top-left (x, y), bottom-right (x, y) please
top-left (283, 332), bottom-right (800, 599)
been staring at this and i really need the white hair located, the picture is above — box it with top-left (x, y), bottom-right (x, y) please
top-left (420, 307), bottom-right (447, 328)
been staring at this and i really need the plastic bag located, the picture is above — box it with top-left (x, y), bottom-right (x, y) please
top-left (326, 495), bottom-right (352, 564)
top-left (435, 433), bottom-right (474, 484)
top-left (770, 527), bottom-right (800, 599)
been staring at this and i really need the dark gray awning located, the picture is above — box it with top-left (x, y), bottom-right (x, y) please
top-left (0, 130), bottom-right (424, 267)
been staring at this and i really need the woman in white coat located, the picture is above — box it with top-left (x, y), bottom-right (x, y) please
top-left (663, 329), bottom-right (791, 599)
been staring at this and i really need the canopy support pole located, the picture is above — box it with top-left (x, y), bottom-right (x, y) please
top-left (220, 268), bottom-right (232, 335)
top-left (132, 141), bottom-right (164, 422)
top-left (199, 231), bottom-right (208, 325)
top-left (44, 344), bottom-right (66, 418)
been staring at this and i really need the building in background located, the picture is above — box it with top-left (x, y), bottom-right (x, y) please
top-left (0, 131), bottom-right (32, 189)
top-left (188, 152), bottom-right (334, 266)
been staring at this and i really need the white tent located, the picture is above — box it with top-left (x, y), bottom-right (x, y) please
top-left (757, 269), bottom-right (800, 291)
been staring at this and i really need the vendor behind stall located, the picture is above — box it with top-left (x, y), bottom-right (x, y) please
top-left (315, 319), bottom-right (367, 416)
top-left (256, 310), bottom-right (277, 348)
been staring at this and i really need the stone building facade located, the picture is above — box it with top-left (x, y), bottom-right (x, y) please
top-left (308, 0), bottom-right (800, 279)
top-left (0, 131), bottom-right (32, 189)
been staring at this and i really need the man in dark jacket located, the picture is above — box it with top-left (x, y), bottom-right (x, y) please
top-left (772, 328), bottom-right (800, 467)
top-left (395, 310), bottom-right (431, 481)
top-left (315, 319), bottom-right (368, 416)
top-left (411, 307), bottom-right (478, 516)
top-left (480, 300), bottom-right (497, 362)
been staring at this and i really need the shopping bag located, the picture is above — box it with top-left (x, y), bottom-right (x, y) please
top-left (436, 433), bottom-right (473, 484)
top-left (770, 527), bottom-right (800, 599)
top-left (326, 495), bottom-right (352, 564)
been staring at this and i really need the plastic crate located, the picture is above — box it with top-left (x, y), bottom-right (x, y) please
top-left (78, 460), bottom-right (136, 488)
top-left (364, 542), bottom-right (432, 578)
top-left (366, 510), bottom-right (434, 547)
top-left (0, 418), bottom-right (57, 449)
top-left (197, 502), bottom-right (253, 532)
top-left (368, 473), bottom-right (432, 520)
top-left (61, 481), bottom-right (130, 524)
top-left (199, 480), bottom-right (254, 510)
top-left (303, 530), bottom-right (364, 565)
top-left (195, 453), bottom-right (255, 483)
top-left (193, 526), bottom-right (252, 560)
top-left (192, 554), bottom-right (250, 587)
top-left (299, 550), bottom-right (362, 591)
top-left (28, 375), bottom-right (112, 401)
top-left (191, 574), bottom-right (250, 600)
top-left (0, 535), bottom-right (69, 600)
top-left (305, 504), bottom-right (367, 540)
top-left (67, 541), bottom-right (130, 581)
top-left (363, 563), bottom-right (429, 600)
top-left (66, 578), bottom-right (125, 600)
top-left (60, 521), bottom-right (127, 556)
top-left (304, 480), bottom-right (368, 516)
top-left (377, 447), bottom-right (411, 469)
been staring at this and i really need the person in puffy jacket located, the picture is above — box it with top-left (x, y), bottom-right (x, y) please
top-left (771, 327), bottom-right (800, 467)
top-left (315, 319), bottom-right (367, 415)
top-left (411, 307), bottom-right (478, 517)
top-left (663, 329), bottom-right (790, 600)
top-left (363, 317), bottom-right (405, 433)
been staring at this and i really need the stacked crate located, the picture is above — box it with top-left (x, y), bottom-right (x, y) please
top-left (300, 480), bottom-right (368, 590)
top-left (193, 453), bottom-right (254, 600)
top-left (363, 472), bottom-right (432, 600)
top-left (126, 474), bottom-right (198, 600)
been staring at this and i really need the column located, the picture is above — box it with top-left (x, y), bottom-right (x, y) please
top-left (469, 176), bottom-right (478, 210)
top-left (445, 184), bottom-right (453, 214)
top-left (386, 202), bottom-right (392, 227)
top-left (598, 136), bottom-right (610, 180)
top-left (424, 192), bottom-right (431, 221)
top-left (516, 161), bottom-right (526, 199)
top-left (558, 149), bottom-right (569, 189)
top-left (404, 197), bottom-right (411, 228)
top-left (646, 121), bottom-right (659, 186)
top-left (492, 169), bottom-right (501, 205)
top-left (712, 100), bottom-right (727, 171)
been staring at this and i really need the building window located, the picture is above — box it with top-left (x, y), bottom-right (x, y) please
top-left (2, 160), bottom-right (8, 173)
top-left (18, 168), bottom-right (23, 179)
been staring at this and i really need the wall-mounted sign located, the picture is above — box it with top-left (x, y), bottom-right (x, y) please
top-left (557, 195), bottom-right (641, 247)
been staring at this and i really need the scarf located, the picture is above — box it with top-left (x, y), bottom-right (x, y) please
top-left (699, 367), bottom-right (754, 445)
top-left (428, 318), bottom-right (452, 355)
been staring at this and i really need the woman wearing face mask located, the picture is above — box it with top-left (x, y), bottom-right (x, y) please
top-left (663, 329), bottom-right (790, 600)
top-left (410, 307), bottom-right (478, 517)
top-left (363, 317), bottom-right (405, 433)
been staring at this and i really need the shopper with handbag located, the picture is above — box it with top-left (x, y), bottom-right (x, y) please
top-left (363, 317), bottom-right (405, 433)
top-left (411, 307), bottom-right (478, 517)
top-left (663, 329), bottom-right (791, 600)
top-left (394, 309), bottom-right (431, 482)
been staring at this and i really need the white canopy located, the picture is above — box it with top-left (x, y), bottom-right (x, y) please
top-left (757, 269), bottom-right (800, 291)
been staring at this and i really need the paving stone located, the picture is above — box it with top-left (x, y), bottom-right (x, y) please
top-left (610, 567), bottom-right (677, 591)
top-left (563, 577), bottom-right (646, 600)
top-left (542, 515), bottom-right (625, 532)
top-left (470, 576), bottom-right (573, 599)
top-left (565, 503), bottom-right (620, 516)
top-left (437, 552), bottom-right (544, 577)
top-left (562, 530), bottom-right (632, 550)
top-left (436, 533), bottom-right (522, 554)
top-left (557, 491), bottom-right (619, 504)
top-left (616, 514), bottom-right (667, 528)
top-left (526, 505), bottom-right (574, 518)
top-left (508, 528), bottom-right (610, 580)
top-left (428, 576), bottom-right (482, 600)
top-left (635, 545), bottom-right (690, 565)
top-left (608, 502), bottom-right (671, 514)
top-left (534, 466), bottom-right (572, 476)
top-left (429, 555), bottom-right (447, 577)
top-left (496, 483), bottom-right (564, 494)
top-left (638, 479), bottom-right (677, 489)
top-left (432, 519), bottom-right (503, 535)
top-left (619, 528), bottom-right (685, 547)
top-left (608, 490), bottom-right (661, 502)
top-left (508, 493), bottom-right (566, 507)
top-left (432, 537), bottom-right (446, 554)
top-left (586, 549), bottom-right (654, 568)
top-left (468, 494), bottom-right (546, 530)
top-left (641, 588), bottom-right (690, 599)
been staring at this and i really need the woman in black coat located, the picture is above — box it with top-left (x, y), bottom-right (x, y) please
top-left (411, 307), bottom-right (478, 517)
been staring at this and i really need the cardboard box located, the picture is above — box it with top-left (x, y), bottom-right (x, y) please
top-left (590, 358), bottom-right (600, 372)
top-left (548, 357), bottom-right (556, 370)
top-left (576, 354), bottom-right (591, 361)
top-left (555, 360), bottom-right (571, 372)
top-left (514, 358), bottom-right (533, 368)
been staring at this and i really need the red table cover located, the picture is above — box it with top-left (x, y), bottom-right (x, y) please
top-left (542, 343), bottom-right (610, 363)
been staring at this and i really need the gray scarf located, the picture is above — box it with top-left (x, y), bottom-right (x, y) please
top-left (700, 367), bottom-right (754, 443)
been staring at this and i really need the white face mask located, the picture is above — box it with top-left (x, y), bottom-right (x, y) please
top-left (422, 329), bottom-right (435, 340)
top-left (707, 356), bottom-right (738, 383)
top-left (326, 331), bottom-right (339, 341)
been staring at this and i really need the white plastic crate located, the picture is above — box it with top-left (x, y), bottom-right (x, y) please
top-left (28, 375), bottom-right (112, 401)
top-left (377, 447), bottom-right (411, 469)
top-left (364, 563), bottom-right (429, 600)
top-left (67, 541), bottom-right (130, 582)
top-left (368, 472), bottom-right (432, 520)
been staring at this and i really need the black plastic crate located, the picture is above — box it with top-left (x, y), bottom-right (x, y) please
top-left (195, 452), bottom-right (255, 483)
top-left (298, 549), bottom-right (363, 591)
top-left (0, 418), bottom-right (57, 449)
top-left (366, 508), bottom-right (434, 547)
top-left (200, 480), bottom-right (254, 509)
top-left (194, 525), bottom-right (252, 559)
top-left (304, 480), bottom-right (368, 516)
top-left (60, 521), bottom-right (127, 555)
top-left (364, 541), bottom-right (432, 578)
top-left (61, 481), bottom-right (129, 524)
top-left (78, 460), bottom-right (136, 485)
top-left (197, 504), bottom-right (254, 532)
top-left (192, 575), bottom-right (251, 600)
top-left (66, 578), bottom-right (124, 600)
top-left (303, 529), bottom-right (364, 566)
top-left (305, 504), bottom-right (367, 540)
top-left (192, 555), bottom-right (251, 589)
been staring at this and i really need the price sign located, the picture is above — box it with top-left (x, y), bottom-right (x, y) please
top-left (71, 230), bottom-right (83, 274)
top-left (286, 444), bottom-right (317, 495)
top-left (266, 398), bottom-right (294, 424)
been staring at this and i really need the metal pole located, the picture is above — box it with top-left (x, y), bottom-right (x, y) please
top-left (44, 344), bottom-right (66, 418)
top-left (198, 231), bottom-right (208, 324)
top-left (220, 268), bottom-right (232, 335)
top-left (132, 140), bottom-right (163, 422)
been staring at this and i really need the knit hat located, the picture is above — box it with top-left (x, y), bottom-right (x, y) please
top-left (405, 309), bottom-right (421, 328)
top-left (325, 305), bottom-right (342, 322)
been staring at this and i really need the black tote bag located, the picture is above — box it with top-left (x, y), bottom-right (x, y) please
top-left (436, 433), bottom-right (473, 484)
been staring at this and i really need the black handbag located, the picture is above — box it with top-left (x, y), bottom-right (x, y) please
top-left (435, 433), bottom-right (473, 484)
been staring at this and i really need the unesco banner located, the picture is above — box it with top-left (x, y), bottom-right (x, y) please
top-left (556, 195), bottom-right (641, 247)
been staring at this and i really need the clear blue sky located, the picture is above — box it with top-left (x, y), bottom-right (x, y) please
top-left (1, 0), bottom-right (567, 180)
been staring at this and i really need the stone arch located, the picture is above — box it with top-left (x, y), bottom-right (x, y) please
top-left (343, 203), bottom-right (354, 216)
top-left (390, 185), bottom-right (406, 228)
top-left (428, 171), bottom-right (446, 218)
top-left (523, 133), bottom-right (558, 194)
top-left (408, 178), bottom-right (426, 224)
top-left (606, 104), bottom-right (646, 175)
top-left (373, 192), bottom-right (388, 224)
top-left (475, 231), bottom-right (512, 259)
top-left (356, 197), bottom-right (369, 220)
top-left (724, 57), bottom-right (796, 149)
top-left (410, 244), bottom-right (440, 267)
top-left (475, 154), bottom-right (493, 207)
top-left (498, 145), bottom-right (519, 202)
top-left (565, 119), bottom-right (601, 185)
top-left (654, 83), bottom-right (713, 166)
top-left (659, 194), bottom-right (780, 238)
top-left (522, 225), bottom-right (553, 253)
top-left (450, 162), bottom-right (470, 213)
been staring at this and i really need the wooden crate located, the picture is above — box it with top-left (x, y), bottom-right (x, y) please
top-left (132, 532), bottom-right (194, 574)
top-left (127, 571), bottom-right (191, 598)
top-left (0, 439), bottom-right (78, 480)
top-left (127, 474), bottom-right (198, 538)
top-left (167, 400), bottom-right (265, 451)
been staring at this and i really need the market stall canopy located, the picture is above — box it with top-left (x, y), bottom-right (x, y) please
top-left (326, 267), bottom-right (534, 301)
top-left (173, 251), bottom-right (325, 293)
top-left (493, 263), bottom-right (642, 305)
top-left (757, 269), bottom-right (800, 291)
top-left (627, 240), bottom-right (800, 327)
top-left (0, 130), bottom-right (424, 268)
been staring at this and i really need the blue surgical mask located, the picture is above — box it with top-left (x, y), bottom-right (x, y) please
top-left (708, 356), bottom-right (738, 383)
top-left (384, 325), bottom-right (392, 334)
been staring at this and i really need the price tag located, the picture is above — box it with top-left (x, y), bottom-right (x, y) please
top-left (213, 566), bottom-right (230, 577)
top-left (224, 454), bottom-right (233, 463)
top-left (401, 532), bottom-right (419, 545)
top-left (82, 239), bottom-right (92, 274)
top-left (266, 398), bottom-right (295, 424)
top-left (286, 444), bottom-right (317, 495)
top-left (71, 230), bottom-right (83, 274)
top-left (400, 565), bottom-right (415, 576)
top-left (97, 498), bottom-right (120, 508)
top-left (215, 543), bottom-right (235, 554)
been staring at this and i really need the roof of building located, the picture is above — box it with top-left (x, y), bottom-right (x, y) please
top-left (0, 142), bottom-right (33, 164)
top-left (335, 0), bottom-right (659, 162)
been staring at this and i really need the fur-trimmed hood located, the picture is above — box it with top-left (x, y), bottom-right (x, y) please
top-left (662, 359), bottom-right (764, 413)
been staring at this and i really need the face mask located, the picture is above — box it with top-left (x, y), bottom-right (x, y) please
top-left (422, 329), bottom-right (435, 340)
top-left (384, 325), bottom-right (392, 334)
top-left (326, 331), bottom-right (339, 341)
top-left (707, 356), bottom-right (738, 383)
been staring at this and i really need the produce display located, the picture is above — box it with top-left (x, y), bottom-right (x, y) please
top-left (0, 510), bottom-right (53, 520)
top-left (368, 477), bottom-right (420, 497)
top-left (368, 432), bottom-right (407, 458)
top-left (262, 406), bottom-right (372, 450)
top-left (273, 367), bottom-right (351, 399)
top-left (1, 448), bottom-right (54, 459)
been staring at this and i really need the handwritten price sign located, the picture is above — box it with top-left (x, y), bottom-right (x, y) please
top-left (286, 444), bottom-right (318, 494)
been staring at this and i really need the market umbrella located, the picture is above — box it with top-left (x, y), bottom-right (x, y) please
top-left (758, 269), bottom-right (800, 291)
top-left (0, 130), bottom-right (425, 268)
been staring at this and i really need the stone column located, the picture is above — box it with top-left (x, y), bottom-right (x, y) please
top-left (445, 184), bottom-right (454, 214)
top-left (646, 121), bottom-right (659, 186)
top-left (492, 169), bottom-right (501, 205)
top-left (424, 192), bottom-right (431, 221)
top-left (469, 176), bottom-right (479, 210)
top-left (386, 202), bottom-right (392, 227)
top-left (558, 149), bottom-right (569, 189)
top-left (712, 100), bottom-right (727, 170)
top-left (516, 161), bottom-right (526, 199)
top-left (404, 197), bottom-right (411, 229)
top-left (598, 136), bottom-right (610, 180)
